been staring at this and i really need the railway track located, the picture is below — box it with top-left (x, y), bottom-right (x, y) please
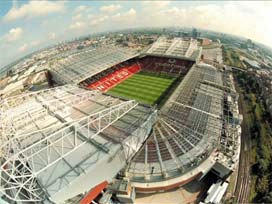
top-left (234, 83), bottom-right (251, 203)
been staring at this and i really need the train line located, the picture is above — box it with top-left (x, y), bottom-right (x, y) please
top-left (234, 83), bottom-right (251, 203)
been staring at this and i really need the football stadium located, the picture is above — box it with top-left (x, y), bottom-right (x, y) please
top-left (0, 37), bottom-right (241, 203)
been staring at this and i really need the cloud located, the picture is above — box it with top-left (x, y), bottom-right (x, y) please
top-left (142, 1), bottom-right (170, 9)
top-left (30, 40), bottom-right (42, 47)
top-left (87, 14), bottom-right (94, 19)
top-left (100, 4), bottom-right (121, 13)
top-left (4, 27), bottom-right (23, 42)
top-left (125, 8), bottom-right (136, 17)
top-left (112, 8), bottom-right (136, 21)
top-left (18, 43), bottom-right (28, 52)
top-left (133, 2), bottom-right (272, 46)
top-left (70, 21), bottom-right (86, 30)
top-left (48, 32), bottom-right (56, 40)
top-left (1, 1), bottom-right (272, 69)
top-left (3, 1), bottom-right (66, 22)
top-left (75, 5), bottom-right (88, 13)
top-left (72, 14), bottom-right (82, 21)
top-left (90, 16), bottom-right (109, 26)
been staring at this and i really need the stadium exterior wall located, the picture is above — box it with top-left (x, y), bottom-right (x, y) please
top-left (135, 172), bottom-right (202, 193)
top-left (129, 154), bottom-right (216, 193)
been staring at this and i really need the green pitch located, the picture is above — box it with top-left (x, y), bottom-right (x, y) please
top-left (107, 72), bottom-right (176, 105)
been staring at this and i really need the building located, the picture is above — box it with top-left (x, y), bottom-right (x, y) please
top-left (192, 28), bottom-right (200, 39)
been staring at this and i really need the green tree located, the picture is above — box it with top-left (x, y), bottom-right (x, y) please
top-left (256, 176), bottom-right (269, 195)
top-left (260, 191), bottom-right (272, 203)
top-left (257, 159), bottom-right (269, 175)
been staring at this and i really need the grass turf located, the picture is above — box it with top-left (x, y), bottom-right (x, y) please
top-left (107, 72), bottom-right (176, 105)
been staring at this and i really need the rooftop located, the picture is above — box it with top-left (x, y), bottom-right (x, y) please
top-left (145, 37), bottom-right (199, 60)
top-left (0, 85), bottom-right (154, 203)
top-left (49, 45), bottom-right (138, 84)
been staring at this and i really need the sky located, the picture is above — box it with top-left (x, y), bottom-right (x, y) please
top-left (0, 0), bottom-right (272, 68)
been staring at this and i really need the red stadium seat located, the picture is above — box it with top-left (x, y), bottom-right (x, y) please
top-left (87, 63), bottom-right (141, 92)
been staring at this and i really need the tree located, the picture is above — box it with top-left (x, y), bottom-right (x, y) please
top-left (256, 176), bottom-right (269, 195)
top-left (257, 159), bottom-right (269, 175)
top-left (260, 191), bottom-right (272, 203)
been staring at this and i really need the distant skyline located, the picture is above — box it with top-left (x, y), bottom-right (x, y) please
top-left (1, 1), bottom-right (272, 68)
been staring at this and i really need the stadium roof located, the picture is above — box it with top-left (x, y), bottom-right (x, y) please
top-left (49, 46), bottom-right (138, 84)
top-left (145, 37), bottom-right (199, 60)
top-left (0, 85), bottom-right (155, 203)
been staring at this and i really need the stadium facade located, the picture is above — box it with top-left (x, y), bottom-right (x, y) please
top-left (0, 37), bottom-right (241, 203)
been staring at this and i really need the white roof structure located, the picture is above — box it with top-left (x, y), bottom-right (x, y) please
top-left (49, 46), bottom-right (138, 84)
top-left (205, 181), bottom-right (229, 204)
top-left (0, 85), bottom-right (155, 203)
top-left (1, 78), bottom-right (25, 96)
top-left (146, 37), bottom-right (199, 59)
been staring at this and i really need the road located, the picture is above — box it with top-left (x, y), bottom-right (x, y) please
top-left (234, 82), bottom-right (251, 203)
